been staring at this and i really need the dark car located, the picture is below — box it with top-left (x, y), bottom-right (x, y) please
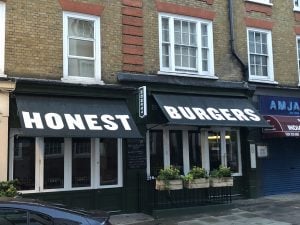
top-left (0, 198), bottom-right (111, 225)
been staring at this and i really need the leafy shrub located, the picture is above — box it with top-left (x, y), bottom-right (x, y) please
top-left (210, 165), bottom-right (231, 178)
top-left (184, 167), bottom-right (207, 181)
top-left (0, 180), bottom-right (20, 197)
top-left (157, 166), bottom-right (181, 181)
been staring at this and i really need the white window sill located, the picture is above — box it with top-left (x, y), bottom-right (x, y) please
top-left (61, 77), bottom-right (104, 85)
top-left (232, 173), bottom-right (242, 177)
top-left (249, 78), bottom-right (278, 84)
top-left (245, 0), bottom-right (273, 6)
top-left (0, 73), bottom-right (7, 78)
top-left (294, 7), bottom-right (300, 12)
top-left (158, 71), bottom-right (218, 80)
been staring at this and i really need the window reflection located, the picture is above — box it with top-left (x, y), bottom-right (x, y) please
top-left (226, 131), bottom-right (239, 173)
top-left (44, 138), bottom-right (64, 189)
top-left (169, 130), bottom-right (183, 173)
top-left (100, 139), bottom-right (118, 186)
top-left (188, 131), bottom-right (202, 169)
top-left (72, 138), bottom-right (91, 187)
top-left (13, 137), bottom-right (35, 190)
top-left (150, 130), bottom-right (164, 176)
top-left (208, 131), bottom-right (221, 171)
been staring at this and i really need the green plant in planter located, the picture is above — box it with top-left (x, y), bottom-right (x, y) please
top-left (157, 166), bottom-right (181, 181)
top-left (183, 167), bottom-right (209, 189)
top-left (210, 165), bottom-right (233, 187)
top-left (0, 180), bottom-right (20, 197)
top-left (210, 165), bottom-right (232, 178)
top-left (156, 166), bottom-right (183, 190)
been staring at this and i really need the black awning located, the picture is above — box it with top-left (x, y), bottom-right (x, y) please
top-left (153, 94), bottom-right (270, 127)
top-left (16, 95), bottom-right (141, 138)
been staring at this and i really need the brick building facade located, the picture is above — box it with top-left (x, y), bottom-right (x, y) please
top-left (1, 0), bottom-right (300, 213)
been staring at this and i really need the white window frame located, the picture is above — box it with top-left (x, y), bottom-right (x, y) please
top-left (297, 36), bottom-right (300, 86)
top-left (62, 11), bottom-right (102, 84)
top-left (0, 1), bottom-right (6, 77)
top-left (9, 130), bottom-right (123, 194)
top-left (146, 126), bottom-right (242, 178)
top-left (247, 27), bottom-right (276, 84)
top-left (245, 0), bottom-right (272, 6)
top-left (294, 0), bottom-right (300, 11)
top-left (158, 13), bottom-right (216, 79)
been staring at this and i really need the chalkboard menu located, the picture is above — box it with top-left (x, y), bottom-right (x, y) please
top-left (127, 139), bottom-right (146, 169)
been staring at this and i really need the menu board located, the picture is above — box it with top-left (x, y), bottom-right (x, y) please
top-left (127, 139), bottom-right (146, 169)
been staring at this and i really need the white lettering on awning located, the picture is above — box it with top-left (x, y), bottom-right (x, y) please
top-left (21, 112), bottom-right (132, 131)
top-left (162, 106), bottom-right (261, 122)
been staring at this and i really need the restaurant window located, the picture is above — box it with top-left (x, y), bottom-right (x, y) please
top-left (159, 13), bottom-right (214, 77)
top-left (100, 138), bottom-right (118, 186)
top-left (247, 28), bottom-right (274, 82)
top-left (10, 132), bottom-right (123, 193)
top-left (44, 138), bottom-right (64, 189)
top-left (188, 131), bottom-right (202, 168)
top-left (147, 127), bottom-right (242, 177)
top-left (63, 12), bottom-right (101, 83)
top-left (149, 130), bottom-right (164, 177)
top-left (72, 138), bottom-right (91, 188)
top-left (13, 137), bottom-right (36, 191)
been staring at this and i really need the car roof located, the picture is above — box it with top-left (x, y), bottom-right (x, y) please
top-left (0, 197), bottom-right (108, 220)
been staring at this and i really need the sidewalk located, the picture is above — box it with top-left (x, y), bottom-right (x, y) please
top-left (110, 193), bottom-right (300, 225)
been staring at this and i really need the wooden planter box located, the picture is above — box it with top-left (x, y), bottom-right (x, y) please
top-left (155, 179), bottom-right (183, 191)
top-left (210, 177), bottom-right (233, 187)
top-left (184, 178), bottom-right (210, 189)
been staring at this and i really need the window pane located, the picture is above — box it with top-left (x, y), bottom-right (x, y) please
top-left (150, 131), bottom-right (164, 177)
top-left (69, 39), bottom-right (94, 58)
top-left (13, 137), bottom-right (35, 190)
top-left (68, 58), bottom-right (94, 78)
top-left (162, 44), bottom-right (169, 67)
top-left (72, 138), bottom-right (91, 188)
top-left (68, 18), bottom-right (94, 38)
top-left (208, 131), bottom-right (221, 171)
top-left (162, 18), bottom-right (169, 42)
top-left (29, 212), bottom-right (53, 225)
top-left (100, 139), bottom-right (118, 186)
top-left (189, 131), bottom-right (202, 168)
top-left (44, 138), bottom-right (64, 189)
top-left (0, 209), bottom-right (28, 225)
top-left (226, 131), bottom-right (239, 173)
top-left (169, 130), bottom-right (183, 173)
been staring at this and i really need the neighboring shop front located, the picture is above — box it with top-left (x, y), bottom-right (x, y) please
top-left (118, 74), bottom-right (270, 211)
top-left (8, 79), bottom-right (141, 212)
top-left (0, 78), bottom-right (15, 181)
top-left (256, 91), bottom-right (300, 196)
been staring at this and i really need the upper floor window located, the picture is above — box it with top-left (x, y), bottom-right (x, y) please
top-left (295, 0), bottom-right (300, 10)
top-left (0, 1), bottom-right (5, 76)
top-left (247, 28), bottom-right (274, 82)
top-left (63, 12), bottom-right (101, 83)
top-left (159, 13), bottom-right (215, 77)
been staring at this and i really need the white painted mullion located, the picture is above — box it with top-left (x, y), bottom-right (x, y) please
top-left (221, 130), bottom-right (227, 167)
top-left (91, 138), bottom-right (98, 188)
top-left (8, 130), bottom-right (17, 181)
top-left (163, 128), bottom-right (170, 168)
top-left (237, 130), bottom-right (242, 175)
top-left (64, 138), bottom-right (72, 189)
top-left (208, 22), bottom-right (214, 75)
top-left (202, 131), bottom-right (210, 172)
top-left (182, 131), bottom-right (189, 175)
top-left (118, 139), bottom-right (123, 187)
top-left (197, 21), bottom-right (202, 74)
top-left (63, 13), bottom-right (69, 79)
top-left (35, 137), bottom-right (43, 192)
top-left (169, 17), bottom-right (175, 72)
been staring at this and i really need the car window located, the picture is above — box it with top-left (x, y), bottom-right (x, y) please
top-left (0, 208), bottom-right (28, 225)
top-left (29, 212), bottom-right (53, 225)
top-left (53, 218), bottom-right (80, 225)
